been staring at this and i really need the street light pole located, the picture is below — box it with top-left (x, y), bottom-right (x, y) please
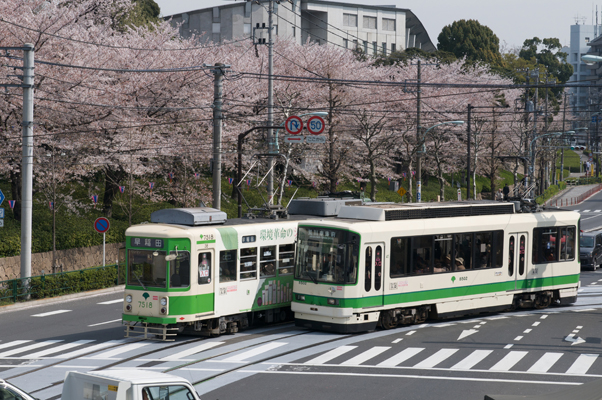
top-left (529, 131), bottom-right (574, 193)
top-left (466, 104), bottom-right (472, 200)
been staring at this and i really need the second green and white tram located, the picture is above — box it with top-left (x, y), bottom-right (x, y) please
top-left (292, 201), bottom-right (580, 333)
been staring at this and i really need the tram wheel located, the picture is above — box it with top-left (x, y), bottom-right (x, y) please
top-left (380, 311), bottom-right (398, 330)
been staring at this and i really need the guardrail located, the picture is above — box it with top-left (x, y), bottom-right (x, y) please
top-left (553, 183), bottom-right (602, 207)
top-left (0, 264), bottom-right (125, 305)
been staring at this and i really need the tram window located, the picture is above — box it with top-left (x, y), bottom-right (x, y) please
top-left (508, 236), bottom-right (515, 277)
top-left (240, 247), bottom-right (257, 280)
top-left (219, 250), bottom-right (237, 282)
top-left (434, 234), bottom-right (452, 273)
top-left (532, 227), bottom-right (558, 264)
top-left (454, 233), bottom-right (472, 270)
top-left (198, 252), bottom-right (211, 284)
top-left (260, 245), bottom-right (277, 277)
top-left (390, 237), bottom-right (409, 277)
top-left (169, 251), bottom-right (190, 288)
top-left (411, 236), bottom-right (432, 275)
top-left (493, 231), bottom-right (504, 268)
top-left (278, 243), bottom-right (294, 275)
top-left (560, 227), bottom-right (576, 260)
top-left (374, 246), bottom-right (382, 291)
top-left (474, 232), bottom-right (492, 269)
top-left (519, 235), bottom-right (526, 275)
top-left (365, 246), bottom-right (372, 291)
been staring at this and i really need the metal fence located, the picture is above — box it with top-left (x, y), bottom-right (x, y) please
top-left (0, 263), bottom-right (125, 305)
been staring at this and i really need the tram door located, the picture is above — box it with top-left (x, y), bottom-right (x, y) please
top-left (508, 233), bottom-right (528, 290)
top-left (197, 250), bottom-right (215, 312)
top-left (363, 243), bottom-right (385, 306)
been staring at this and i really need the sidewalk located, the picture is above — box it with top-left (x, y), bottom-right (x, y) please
top-left (546, 183), bottom-right (602, 207)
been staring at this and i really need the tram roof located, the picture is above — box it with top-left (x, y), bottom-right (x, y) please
top-left (337, 200), bottom-right (520, 222)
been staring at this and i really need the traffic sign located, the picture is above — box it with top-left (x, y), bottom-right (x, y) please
top-left (284, 135), bottom-right (305, 143)
top-left (306, 116), bottom-right (325, 135)
top-left (284, 116), bottom-right (303, 135)
top-left (305, 135), bottom-right (326, 144)
top-left (0, 220), bottom-right (3, 228)
top-left (94, 217), bottom-right (110, 234)
top-left (0, 208), bottom-right (4, 218)
top-left (0, 189), bottom-right (4, 206)
top-left (397, 187), bottom-right (407, 197)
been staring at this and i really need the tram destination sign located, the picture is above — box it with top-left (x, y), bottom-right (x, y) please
top-left (130, 237), bottom-right (164, 248)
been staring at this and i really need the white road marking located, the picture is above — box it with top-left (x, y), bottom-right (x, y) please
top-left (88, 319), bottom-right (122, 327)
top-left (159, 342), bottom-right (224, 361)
top-left (341, 346), bottom-right (390, 366)
top-left (577, 326), bottom-right (583, 329)
top-left (0, 340), bottom-right (63, 357)
top-left (392, 339), bottom-right (403, 344)
top-left (504, 344), bottom-right (514, 349)
top-left (532, 322), bottom-right (540, 327)
top-left (540, 315), bottom-right (548, 319)
top-left (489, 351), bottom-right (528, 371)
top-left (527, 352), bottom-right (563, 373)
top-left (523, 329), bottom-right (532, 333)
top-left (566, 354), bottom-right (599, 374)
top-left (406, 331), bottom-right (416, 335)
top-left (413, 348), bottom-right (459, 369)
top-left (450, 350), bottom-right (493, 370)
top-left (0, 340), bottom-right (31, 350)
top-left (220, 342), bottom-right (287, 362)
top-left (23, 340), bottom-right (95, 358)
top-left (377, 347), bottom-right (425, 367)
top-left (514, 336), bottom-right (523, 341)
top-left (31, 310), bottom-right (71, 317)
top-left (56, 340), bottom-right (126, 359)
top-left (305, 346), bottom-right (357, 365)
top-left (87, 342), bottom-right (150, 359)
top-left (97, 299), bottom-right (123, 305)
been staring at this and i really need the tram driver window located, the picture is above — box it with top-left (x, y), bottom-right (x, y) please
top-left (219, 250), bottom-right (237, 282)
top-left (390, 237), bottom-right (409, 277)
top-left (533, 227), bottom-right (558, 264)
top-left (198, 252), bottom-right (211, 284)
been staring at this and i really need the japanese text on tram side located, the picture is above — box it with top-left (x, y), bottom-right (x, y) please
top-left (259, 228), bottom-right (295, 241)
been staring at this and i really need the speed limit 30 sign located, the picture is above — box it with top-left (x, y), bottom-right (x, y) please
top-left (307, 116), bottom-right (325, 135)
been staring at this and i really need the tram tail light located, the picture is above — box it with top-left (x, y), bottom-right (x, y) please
top-left (327, 298), bottom-right (339, 305)
top-left (125, 304), bottom-right (132, 312)
top-left (296, 294), bottom-right (305, 301)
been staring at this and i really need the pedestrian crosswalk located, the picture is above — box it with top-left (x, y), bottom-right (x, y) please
top-left (578, 210), bottom-right (602, 213)
top-left (0, 338), bottom-right (600, 376)
top-left (302, 346), bottom-right (601, 375)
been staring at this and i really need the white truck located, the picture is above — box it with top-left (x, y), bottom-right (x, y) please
top-left (61, 370), bottom-right (201, 400)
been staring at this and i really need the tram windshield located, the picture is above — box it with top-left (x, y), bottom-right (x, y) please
top-left (128, 249), bottom-right (168, 289)
top-left (295, 227), bottom-right (358, 284)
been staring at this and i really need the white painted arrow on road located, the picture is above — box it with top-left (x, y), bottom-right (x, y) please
top-left (458, 329), bottom-right (479, 340)
top-left (565, 334), bottom-right (586, 345)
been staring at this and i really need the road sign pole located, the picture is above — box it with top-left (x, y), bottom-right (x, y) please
top-left (103, 232), bottom-right (106, 267)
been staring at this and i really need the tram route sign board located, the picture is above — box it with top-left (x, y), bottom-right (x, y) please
top-left (0, 189), bottom-right (4, 206)
top-left (94, 217), bottom-right (110, 234)
top-left (284, 116), bottom-right (303, 135)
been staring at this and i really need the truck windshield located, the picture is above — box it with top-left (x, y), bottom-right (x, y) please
top-left (128, 249), bottom-right (168, 288)
top-left (295, 226), bottom-right (358, 284)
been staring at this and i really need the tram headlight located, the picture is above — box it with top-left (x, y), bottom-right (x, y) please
top-left (296, 294), bottom-right (305, 301)
top-left (327, 298), bottom-right (339, 305)
top-left (160, 297), bottom-right (168, 306)
top-left (126, 295), bottom-right (132, 303)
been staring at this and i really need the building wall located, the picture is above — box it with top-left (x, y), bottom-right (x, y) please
top-left (167, 0), bottom-right (428, 56)
top-left (0, 243), bottom-right (124, 281)
top-left (569, 24), bottom-right (600, 113)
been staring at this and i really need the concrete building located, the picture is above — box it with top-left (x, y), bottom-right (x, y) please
top-left (569, 23), bottom-right (600, 114)
top-left (166, 0), bottom-right (435, 56)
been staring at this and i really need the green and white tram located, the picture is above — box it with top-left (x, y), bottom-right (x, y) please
top-left (292, 201), bottom-right (580, 333)
top-left (122, 207), bottom-right (301, 339)
top-left (122, 198), bottom-right (360, 339)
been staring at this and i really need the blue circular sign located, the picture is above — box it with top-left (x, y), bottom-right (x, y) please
top-left (94, 217), bottom-right (110, 233)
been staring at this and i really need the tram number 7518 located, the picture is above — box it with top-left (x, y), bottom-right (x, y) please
top-left (138, 301), bottom-right (153, 309)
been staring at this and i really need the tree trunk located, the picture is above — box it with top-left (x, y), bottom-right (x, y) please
top-left (10, 170), bottom-right (22, 222)
top-left (102, 167), bottom-right (125, 218)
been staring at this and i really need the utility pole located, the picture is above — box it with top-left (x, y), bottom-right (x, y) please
top-left (211, 63), bottom-right (229, 210)
top-left (416, 60), bottom-right (422, 202)
top-left (560, 92), bottom-right (567, 183)
top-left (21, 44), bottom-right (34, 291)
top-left (266, 0), bottom-right (275, 205)
top-left (466, 104), bottom-right (472, 200)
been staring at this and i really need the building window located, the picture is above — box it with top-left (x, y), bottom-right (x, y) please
top-left (343, 38), bottom-right (348, 48)
top-left (573, 53), bottom-right (578, 62)
top-left (363, 16), bottom-right (376, 29)
top-left (382, 42), bottom-right (387, 55)
top-left (213, 7), bottom-right (220, 19)
top-left (343, 13), bottom-right (357, 27)
top-left (292, 26), bottom-right (296, 37)
top-left (274, 24), bottom-right (278, 35)
top-left (363, 40), bottom-right (368, 54)
top-left (382, 18), bottom-right (395, 31)
top-left (372, 41), bottom-right (377, 55)
top-left (212, 23), bottom-right (221, 34)
top-left (244, 23), bottom-right (251, 35)
top-left (353, 39), bottom-right (358, 49)
top-left (391, 43), bottom-right (396, 53)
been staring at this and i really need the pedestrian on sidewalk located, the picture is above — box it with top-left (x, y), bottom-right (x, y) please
top-left (503, 184), bottom-right (510, 201)
top-left (495, 188), bottom-right (504, 201)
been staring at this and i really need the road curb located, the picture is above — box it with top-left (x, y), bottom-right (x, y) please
top-left (0, 285), bottom-right (125, 314)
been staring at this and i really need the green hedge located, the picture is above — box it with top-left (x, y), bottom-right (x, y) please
top-left (536, 182), bottom-right (567, 205)
top-left (0, 265), bottom-right (122, 305)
